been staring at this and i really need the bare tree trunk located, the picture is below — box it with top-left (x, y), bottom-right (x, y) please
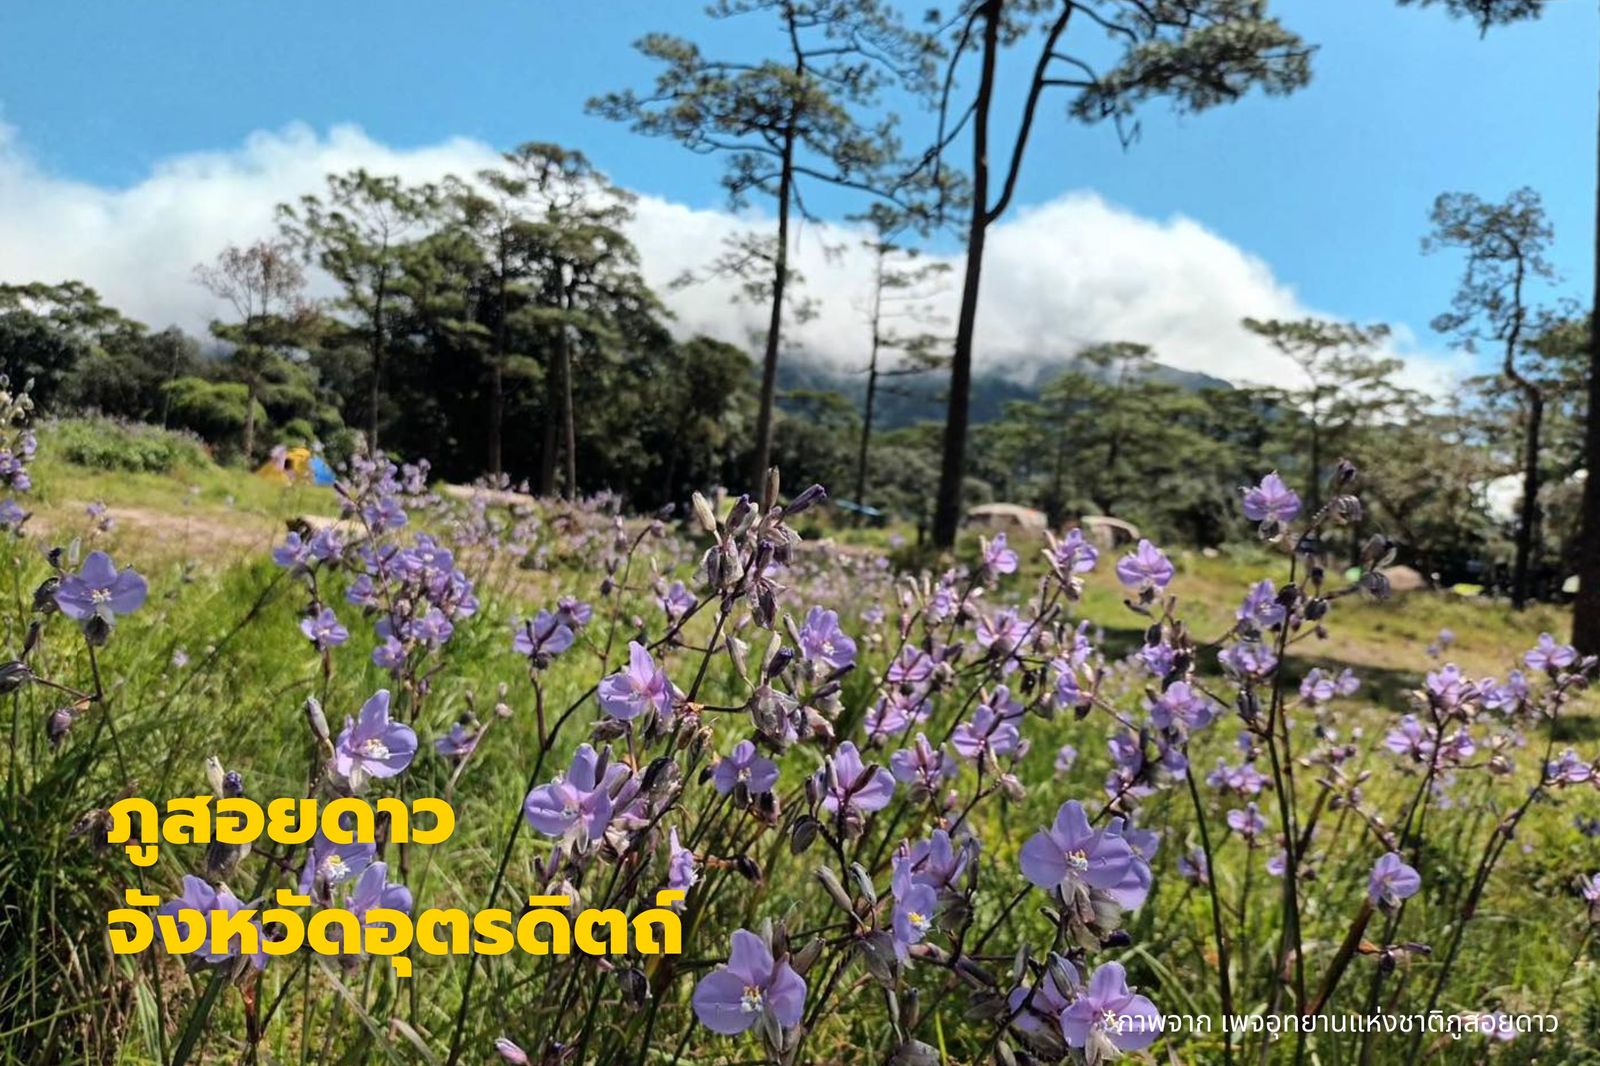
top-left (1513, 391), bottom-right (1544, 609)
top-left (539, 405), bottom-right (556, 497)
top-left (243, 377), bottom-right (257, 462)
top-left (1574, 21), bottom-right (1600, 649)
top-left (751, 127), bottom-right (796, 494)
top-left (488, 266), bottom-right (507, 479)
top-left (932, 0), bottom-right (999, 549)
top-left (368, 272), bottom-right (387, 451)
top-left (559, 290), bottom-right (577, 500)
top-left (853, 253), bottom-right (884, 521)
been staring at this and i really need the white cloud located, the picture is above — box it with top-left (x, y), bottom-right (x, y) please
top-left (0, 120), bottom-right (1462, 391)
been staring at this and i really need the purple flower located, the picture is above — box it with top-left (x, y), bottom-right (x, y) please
top-left (157, 875), bottom-right (266, 969)
top-left (890, 733), bottom-right (955, 789)
top-left (1115, 539), bottom-right (1174, 591)
top-left (1384, 715), bottom-right (1432, 761)
top-left (557, 597), bottom-right (593, 629)
top-left (889, 863), bottom-right (939, 958)
top-left (667, 827), bottom-right (698, 895)
top-left (797, 606), bottom-right (857, 672)
top-left (981, 532), bottom-right (1018, 577)
top-left (1207, 758), bottom-right (1267, 797)
top-left (1526, 632), bottom-right (1578, 673)
top-left (1219, 641), bottom-right (1277, 680)
top-left (340, 860), bottom-right (413, 947)
top-left (493, 1038), bottom-right (530, 1064)
top-left (692, 929), bottom-right (807, 1036)
top-left (711, 740), bottom-right (780, 795)
top-left (1147, 681), bottom-right (1214, 733)
top-left (1226, 802), bottom-right (1267, 842)
top-left (300, 607), bottom-right (349, 650)
top-left (975, 607), bottom-right (1030, 657)
top-left (332, 690), bottom-right (417, 789)
top-left (1007, 958), bottom-right (1078, 1038)
top-left (900, 829), bottom-right (970, 893)
top-left (1368, 851), bottom-right (1421, 908)
top-left (1237, 579), bottom-right (1285, 630)
top-left (866, 691), bottom-right (931, 739)
top-left (1545, 749), bottom-right (1594, 786)
top-left (1059, 962), bottom-right (1160, 1055)
top-left (1019, 800), bottom-right (1139, 899)
top-left (1242, 471), bottom-right (1301, 527)
top-left (513, 611), bottom-right (575, 664)
top-left (887, 646), bottom-right (935, 687)
top-left (1054, 744), bottom-right (1078, 774)
top-left (1046, 528), bottom-right (1099, 575)
top-left (307, 527), bottom-right (344, 563)
top-left (434, 722), bottom-right (480, 759)
top-left (658, 580), bottom-right (695, 622)
top-left (1137, 641), bottom-right (1177, 679)
top-left (951, 690), bottom-right (1024, 760)
top-left (598, 641), bottom-right (676, 722)
top-left (372, 636), bottom-right (406, 671)
top-left (523, 744), bottom-right (633, 845)
top-left (818, 741), bottom-right (896, 819)
top-left (1424, 664), bottom-right (1477, 711)
top-left (299, 831), bottom-right (376, 897)
top-left (272, 532), bottom-right (311, 570)
top-left (55, 551), bottom-right (148, 622)
top-left (1481, 670), bottom-right (1529, 713)
top-left (405, 606), bottom-right (454, 645)
top-left (1178, 847), bottom-right (1210, 885)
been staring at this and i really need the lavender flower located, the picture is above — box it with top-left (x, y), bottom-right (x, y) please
top-left (523, 744), bottom-right (632, 846)
top-left (1006, 958), bottom-right (1077, 1039)
top-left (513, 610), bottom-right (575, 665)
top-left (711, 740), bottom-right (779, 795)
top-left (1045, 528), bottom-right (1099, 575)
top-left (889, 862), bottom-right (939, 959)
top-left (557, 596), bottom-right (593, 629)
top-left (667, 827), bottom-right (698, 895)
top-left (434, 721), bottom-right (480, 759)
top-left (1019, 799), bottom-right (1140, 899)
top-left (1059, 962), bottom-right (1160, 1058)
top-left (299, 607), bottom-right (349, 650)
top-left (890, 733), bottom-right (955, 790)
top-left (55, 551), bottom-right (148, 623)
top-left (1526, 632), bottom-right (1578, 673)
top-left (332, 690), bottom-right (417, 789)
top-left (818, 742), bottom-right (896, 822)
top-left (797, 606), bottom-right (857, 672)
top-left (1115, 539), bottom-right (1174, 592)
top-left (980, 532), bottom-right (1018, 577)
top-left (493, 1038), bottom-right (530, 1064)
top-left (1241, 471), bottom-right (1301, 531)
top-left (1054, 744), bottom-right (1078, 774)
top-left (1226, 802), bottom-right (1267, 843)
top-left (1368, 851), bottom-right (1421, 908)
top-left (1147, 681), bottom-right (1214, 733)
top-left (598, 641), bottom-right (675, 722)
top-left (157, 875), bottom-right (266, 969)
top-left (692, 929), bottom-right (807, 1036)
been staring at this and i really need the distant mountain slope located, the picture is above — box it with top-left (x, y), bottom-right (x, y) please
top-left (777, 356), bottom-right (1232, 430)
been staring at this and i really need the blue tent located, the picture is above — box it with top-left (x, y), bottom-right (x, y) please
top-left (309, 455), bottom-right (336, 486)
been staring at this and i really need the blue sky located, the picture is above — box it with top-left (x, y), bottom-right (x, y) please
top-left (0, 0), bottom-right (1593, 382)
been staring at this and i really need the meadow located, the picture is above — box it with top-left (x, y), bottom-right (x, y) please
top-left (3, 413), bottom-right (1599, 1066)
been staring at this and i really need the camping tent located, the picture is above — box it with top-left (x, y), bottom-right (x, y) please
top-left (256, 447), bottom-right (335, 487)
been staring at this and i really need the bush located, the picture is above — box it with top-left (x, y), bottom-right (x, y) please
top-left (45, 416), bottom-right (212, 474)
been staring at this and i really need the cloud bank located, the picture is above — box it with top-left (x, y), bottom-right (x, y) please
top-left (0, 121), bottom-right (1462, 392)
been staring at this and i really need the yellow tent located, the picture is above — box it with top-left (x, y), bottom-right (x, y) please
top-left (256, 447), bottom-right (318, 485)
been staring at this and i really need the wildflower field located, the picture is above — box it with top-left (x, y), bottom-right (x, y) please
top-left (0, 404), bottom-right (1597, 1066)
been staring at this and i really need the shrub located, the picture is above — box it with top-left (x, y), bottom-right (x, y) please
top-left (45, 415), bottom-right (212, 474)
